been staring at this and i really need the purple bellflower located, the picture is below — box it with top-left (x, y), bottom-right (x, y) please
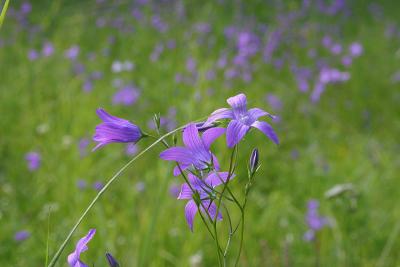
top-left (93, 109), bottom-right (143, 150)
top-left (178, 172), bottom-right (235, 231)
top-left (159, 123), bottom-right (225, 176)
top-left (204, 93), bottom-right (279, 147)
top-left (67, 229), bottom-right (96, 267)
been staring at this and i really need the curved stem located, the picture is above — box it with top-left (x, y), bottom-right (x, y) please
top-left (47, 126), bottom-right (185, 267)
top-left (0, 0), bottom-right (10, 28)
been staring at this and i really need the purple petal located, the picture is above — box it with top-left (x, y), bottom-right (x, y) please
top-left (67, 229), bottom-right (96, 267)
top-left (96, 108), bottom-right (131, 126)
top-left (227, 93), bottom-right (247, 115)
top-left (178, 183), bottom-right (192, 199)
top-left (251, 120), bottom-right (279, 144)
top-left (182, 123), bottom-right (205, 151)
top-left (202, 127), bottom-right (226, 149)
top-left (201, 200), bottom-right (222, 221)
top-left (205, 172), bottom-right (235, 187)
top-left (159, 147), bottom-right (195, 164)
top-left (247, 108), bottom-right (270, 121)
top-left (226, 120), bottom-right (250, 148)
top-left (204, 108), bottom-right (233, 126)
top-left (173, 163), bottom-right (190, 176)
top-left (185, 200), bottom-right (198, 231)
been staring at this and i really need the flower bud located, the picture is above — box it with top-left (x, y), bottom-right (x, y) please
top-left (106, 252), bottom-right (120, 267)
top-left (249, 148), bottom-right (259, 175)
top-left (153, 113), bottom-right (161, 130)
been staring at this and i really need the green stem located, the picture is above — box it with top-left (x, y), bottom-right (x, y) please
top-left (0, 0), bottom-right (10, 28)
top-left (47, 126), bottom-right (185, 267)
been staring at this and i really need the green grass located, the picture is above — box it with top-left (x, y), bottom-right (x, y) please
top-left (0, 0), bottom-right (400, 266)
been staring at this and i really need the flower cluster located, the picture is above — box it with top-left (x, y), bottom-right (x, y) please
top-left (66, 93), bottom-right (278, 265)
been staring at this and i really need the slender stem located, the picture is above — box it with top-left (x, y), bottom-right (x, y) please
top-left (235, 210), bottom-right (245, 266)
top-left (47, 126), bottom-right (185, 267)
top-left (0, 0), bottom-right (10, 28)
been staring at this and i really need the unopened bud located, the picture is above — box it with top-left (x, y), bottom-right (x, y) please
top-left (153, 113), bottom-right (161, 130)
top-left (249, 148), bottom-right (259, 175)
top-left (106, 252), bottom-right (120, 267)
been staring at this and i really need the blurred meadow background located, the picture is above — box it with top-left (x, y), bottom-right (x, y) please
top-left (1, 0), bottom-right (400, 266)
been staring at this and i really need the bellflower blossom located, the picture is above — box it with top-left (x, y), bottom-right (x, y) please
top-left (204, 93), bottom-right (279, 147)
top-left (67, 229), bottom-right (96, 267)
top-left (93, 109), bottom-right (143, 150)
top-left (178, 172), bottom-right (235, 231)
top-left (160, 123), bottom-right (225, 176)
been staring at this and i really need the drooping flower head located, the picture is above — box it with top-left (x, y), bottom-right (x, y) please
top-left (204, 93), bottom-right (279, 147)
top-left (93, 109), bottom-right (143, 150)
top-left (159, 123), bottom-right (225, 176)
top-left (178, 172), bottom-right (235, 231)
top-left (67, 229), bottom-right (96, 267)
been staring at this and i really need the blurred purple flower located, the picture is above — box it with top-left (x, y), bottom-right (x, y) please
top-left (78, 138), bottom-right (90, 157)
top-left (349, 42), bottom-right (363, 57)
top-left (330, 43), bottom-right (342, 55)
top-left (93, 181), bottom-right (104, 191)
top-left (125, 143), bottom-right (138, 156)
top-left (105, 252), bottom-right (120, 267)
top-left (112, 85), bottom-right (140, 106)
top-left (152, 15), bottom-right (168, 33)
top-left (194, 22), bottom-right (211, 34)
top-left (65, 45), bottom-right (80, 60)
top-left (317, 0), bottom-right (345, 15)
top-left (304, 200), bottom-right (330, 241)
top-left (266, 94), bottom-right (283, 111)
top-left (135, 181), bottom-right (146, 192)
top-left (42, 42), bottom-right (54, 57)
top-left (186, 57), bottom-right (196, 73)
top-left (204, 93), bottom-right (279, 147)
top-left (14, 230), bottom-right (30, 242)
top-left (25, 151), bottom-right (41, 171)
top-left (82, 79), bottom-right (93, 92)
top-left (20, 2), bottom-right (32, 14)
top-left (67, 229), bottom-right (96, 267)
top-left (178, 172), bottom-right (234, 231)
top-left (160, 123), bottom-right (225, 176)
top-left (77, 179), bottom-right (87, 190)
top-left (28, 49), bottom-right (39, 61)
top-left (93, 109), bottom-right (143, 150)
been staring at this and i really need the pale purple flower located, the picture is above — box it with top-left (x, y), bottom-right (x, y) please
top-left (266, 94), bottom-right (282, 111)
top-left (194, 22), bottom-right (211, 34)
top-left (160, 123), bottom-right (225, 176)
top-left (317, 0), bottom-right (345, 15)
top-left (349, 42), bottom-right (363, 57)
top-left (151, 15), bottom-right (168, 33)
top-left (20, 2), bottom-right (32, 14)
top-left (186, 57), bottom-right (196, 73)
top-left (93, 109), bottom-right (143, 150)
top-left (178, 172), bottom-right (235, 231)
top-left (93, 181), bottom-right (104, 191)
top-left (25, 151), bottom-right (41, 171)
top-left (77, 179), bottom-right (87, 190)
top-left (14, 230), bottom-right (30, 242)
top-left (341, 56), bottom-right (352, 67)
top-left (304, 200), bottom-right (329, 241)
top-left (125, 143), bottom-right (138, 156)
top-left (78, 138), bottom-right (90, 157)
top-left (65, 45), bottom-right (80, 60)
top-left (42, 42), bottom-right (54, 57)
top-left (67, 229), bottom-right (96, 267)
top-left (83, 79), bottom-right (93, 92)
top-left (28, 49), bottom-right (39, 61)
top-left (330, 43), bottom-right (342, 55)
top-left (112, 86), bottom-right (140, 106)
top-left (204, 93), bottom-right (279, 147)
